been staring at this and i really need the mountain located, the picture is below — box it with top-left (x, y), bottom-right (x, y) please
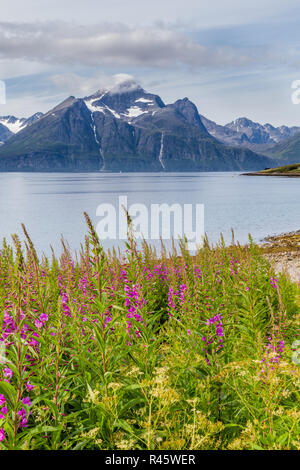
top-left (226, 118), bottom-right (300, 149)
top-left (0, 123), bottom-right (13, 144)
top-left (200, 115), bottom-right (251, 148)
top-left (200, 116), bottom-right (300, 152)
top-left (0, 81), bottom-right (273, 172)
top-left (0, 113), bottom-right (43, 144)
top-left (0, 98), bottom-right (102, 170)
top-left (262, 132), bottom-right (300, 164)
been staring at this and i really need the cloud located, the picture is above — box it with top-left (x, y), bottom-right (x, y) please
top-left (49, 72), bottom-right (140, 97)
top-left (0, 21), bottom-right (260, 70)
top-left (109, 74), bottom-right (141, 94)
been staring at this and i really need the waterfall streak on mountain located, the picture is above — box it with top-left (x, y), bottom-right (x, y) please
top-left (89, 112), bottom-right (104, 170)
top-left (159, 132), bottom-right (165, 169)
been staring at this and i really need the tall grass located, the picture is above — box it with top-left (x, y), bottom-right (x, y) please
top-left (0, 216), bottom-right (299, 450)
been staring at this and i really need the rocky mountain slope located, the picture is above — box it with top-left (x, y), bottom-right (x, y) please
top-left (261, 132), bottom-right (300, 164)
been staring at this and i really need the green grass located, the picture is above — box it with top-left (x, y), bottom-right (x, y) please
top-left (258, 163), bottom-right (300, 174)
top-left (0, 216), bottom-right (299, 450)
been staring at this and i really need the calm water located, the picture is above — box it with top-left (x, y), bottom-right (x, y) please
top-left (0, 171), bottom-right (299, 256)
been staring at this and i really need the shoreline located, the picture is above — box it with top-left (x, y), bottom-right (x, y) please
top-left (243, 172), bottom-right (300, 177)
top-left (260, 230), bottom-right (300, 283)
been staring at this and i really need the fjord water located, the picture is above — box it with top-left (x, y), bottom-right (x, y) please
top-left (0, 172), bottom-right (299, 255)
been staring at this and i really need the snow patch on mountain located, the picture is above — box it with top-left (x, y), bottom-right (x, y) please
top-left (84, 98), bottom-right (120, 119)
top-left (0, 113), bottom-right (43, 137)
top-left (124, 106), bottom-right (147, 118)
top-left (84, 98), bottom-right (101, 113)
top-left (135, 98), bottom-right (154, 105)
top-left (107, 107), bottom-right (120, 119)
top-left (0, 117), bottom-right (25, 134)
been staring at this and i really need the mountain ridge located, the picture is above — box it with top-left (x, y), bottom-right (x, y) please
top-left (0, 81), bottom-right (279, 171)
top-left (199, 115), bottom-right (300, 152)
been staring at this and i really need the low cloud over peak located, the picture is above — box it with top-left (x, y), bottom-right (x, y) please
top-left (108, 74), bottom-right (142, 94)
top-left (50, 73), bottom-right (141, 98)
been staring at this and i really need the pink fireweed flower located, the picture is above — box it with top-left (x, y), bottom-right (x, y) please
top-left (202, 314), bottom-right (224, 365)
top-left (179, 284), bottom-right (187, 304)
top-left (0, 406), bottom-right (7, 419)
top-left (103, 314), bottom-right (112, 329)
top-left (168, 286), bottom-right (177, 316)
top-left (0, 395), bottom-right (5, 406)
top-left (39, 313), bottom-right (48, 322)
top-left (3, 311), bottom-right (14, 327)
top-left (0, 428), bottom-right (4, 442)
top-left (18, 407), bottom-right (29, 428)
top-left (27, 331), bottom-right (40, 347)
top-left (35, 319), bottom-right (43, 329)
top-left (270, 277), bottom-right (279, 289)
top-left (61, 292), bottom-right (72, 318)
top-left (3, 367), bottom-right (13, 379)
top-left (260, 336), bottom-right (285, 377)
top-left (206, 314), bottom-right (222, 326)
top-left (19, 417), bottom-right (28, 428)
top-left (1, 311), bottom-right (16, 341)
top-left (22, 397), bottom-right (32, 407)
top-left (21, 323), bottom-right (29, 340)
top-left (78, 277), bottom-right (88, 296)
top-left (216, 324), bottom-right (224, 337)
top-left (124, 283), bottom-right (146, 338)
top-left (26, 382), bottom-right (34, 392)
top-left (194, 266), bottom-right (202, 279)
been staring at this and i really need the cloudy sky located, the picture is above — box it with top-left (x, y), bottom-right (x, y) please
top-left (1, 0), bottom-right (300, 126)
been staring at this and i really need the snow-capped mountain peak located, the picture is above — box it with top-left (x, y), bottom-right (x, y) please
top-left (84, 85), bottom-right (165, 123)
top-left (199, 115), bottom-right (300, 151)
top-left (225, 117), bottom-right (300, 146)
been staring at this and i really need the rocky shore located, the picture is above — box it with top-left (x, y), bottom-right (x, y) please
top-left (260, 230), bottom-right (300, 283)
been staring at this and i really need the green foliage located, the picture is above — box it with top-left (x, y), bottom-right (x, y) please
top-left (0, 221), bottom-right (299, 450)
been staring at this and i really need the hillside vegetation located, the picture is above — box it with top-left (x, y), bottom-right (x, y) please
top-left (245, 163), bottom-right (300, 176)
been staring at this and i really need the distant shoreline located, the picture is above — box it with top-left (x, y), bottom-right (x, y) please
top-left (243, 171), bottom-right (300, 177)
